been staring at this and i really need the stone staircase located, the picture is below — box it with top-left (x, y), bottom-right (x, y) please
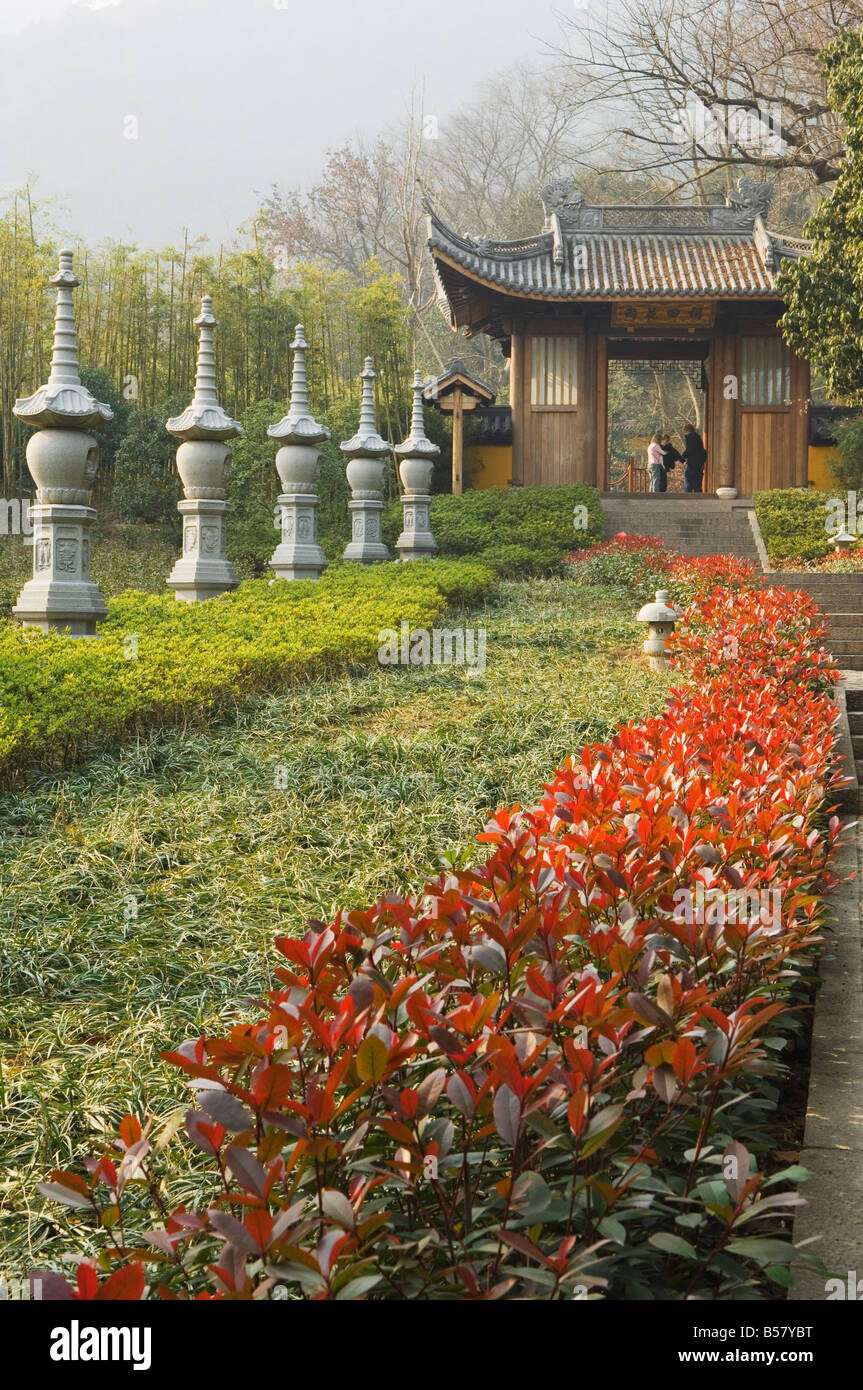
top-left (767, 573), bottom-right (863, 671)
top-left (599, 493), bottom-right (863, 668)
top-left (600, 493), bottom-right (761, 563)
top-left (845, 689), bottom-right (863, 795)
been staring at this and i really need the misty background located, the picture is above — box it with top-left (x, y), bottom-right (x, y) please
top-left (0, 0), bottom-right (849, 538)
top-left (0, 0), bottom-right (568, 244)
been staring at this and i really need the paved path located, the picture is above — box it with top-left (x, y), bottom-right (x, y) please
top-left (790, 801), bottom-right (863, 1299)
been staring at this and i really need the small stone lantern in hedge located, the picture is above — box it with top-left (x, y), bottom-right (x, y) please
top-left (829, 523), bottom-right (856, 554)
top-left (637, 588), bottom-right (680, 672)
top-left (395, 371), bottom-right (439, 561)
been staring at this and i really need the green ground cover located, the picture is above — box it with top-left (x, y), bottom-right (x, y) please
top-left (0, 561), bottom-right (491, 783)
top-left (754, 488), bottom-right (837, 564)
top-left (0, 577), bottom-right (668, 1276)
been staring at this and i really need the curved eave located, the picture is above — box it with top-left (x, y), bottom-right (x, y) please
top-left (431, 245), bottom-right (782, 306)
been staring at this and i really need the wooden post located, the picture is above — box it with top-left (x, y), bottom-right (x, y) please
top-left (510, 325), bottom-right (524, 485)
top-left (708, 333), bottom-right (737, 490)
top-left (595, 333), bottom-right (608, 489)
top-left (451, 386), bottom-right (464, 495)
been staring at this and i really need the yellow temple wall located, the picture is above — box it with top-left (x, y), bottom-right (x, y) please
top-left (808, 446), bottom-right (840, 490)
top-left (466, 445), bottom-right (513, 489)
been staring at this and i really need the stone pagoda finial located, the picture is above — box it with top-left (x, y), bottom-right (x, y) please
top-left (14, 248), bottom-right (113, 431)
top-left (166, 294), bottom-right (242, 442)
top-left (268, 324), bottom-right (330, 445)
top-left (396, 371), bottom-right (441, 461)
top-left (340, 357), bottom-right (391, 458)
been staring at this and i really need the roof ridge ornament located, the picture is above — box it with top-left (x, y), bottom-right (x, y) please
top-left (166, 295), bottom-right (243, 441)
top-left (540, 179), bottom-right (584, 229)
top-left (722, 178), bottom-right (776, 228)
top-left (14, 249), bottom-right (114, 430)
top-left (268, 324), bottom-right (331, 445)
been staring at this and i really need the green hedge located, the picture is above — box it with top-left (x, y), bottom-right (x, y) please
top-left (0, 560), bottom-right (493, 783)
top-left (754, 488), bottom-right (839, 564)
top-left (383, 484), bottom-right (603, 576)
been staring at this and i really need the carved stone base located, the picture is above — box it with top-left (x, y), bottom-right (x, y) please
top-left (270, 492), bottom-right (327, 582)
top-left (343, 498), bottom-right (390, 564)
top-left (168, 498), bottom-right (239, 602)
top-left (395, 493), bottom-right (437, 561)
top-left (13, 502), bottom-right (107, 636)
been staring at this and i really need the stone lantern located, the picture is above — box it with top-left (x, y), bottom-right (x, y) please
top-left (13, 249), bottom-right (112, 635)
top-left (395, 371), bottom-right (439, 561)
top-left (341, 357), bottom-right (391, 564)
top-left (166, 296), bottom-right (241, 601)
top-left (636, 588), bottom-right (680, 672)
top-left (830, 524), bottom-right (856, 554)
top-left (268, 325), bottom-right (330, 581)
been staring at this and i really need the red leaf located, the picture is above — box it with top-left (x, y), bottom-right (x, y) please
top-left (94, 1264), bottom-right (146, 1301)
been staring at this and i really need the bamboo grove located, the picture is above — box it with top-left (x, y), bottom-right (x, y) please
top-left (0, 190), bottom-right (414, 498)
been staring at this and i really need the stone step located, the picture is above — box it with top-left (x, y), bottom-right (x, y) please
top-left (601, 493), bottom-right (755, 504)
top-left (845, 689), bottom-right (863, 712)
top-left (849, 711), bottom-right (863, 735)
top-left (602, 496), bottom-right (760, 564)
top-left (838, 655), bottom-right (863, 670)
top-left (770, 579), bottom-right (863, 590)
top-left (828, 639), bottom-right (863, 655)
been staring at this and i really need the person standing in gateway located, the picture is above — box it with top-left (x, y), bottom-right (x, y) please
top-left (682, 422), bottom-right (707, 493)
top-left (647, 432), bottom-right (666, 492)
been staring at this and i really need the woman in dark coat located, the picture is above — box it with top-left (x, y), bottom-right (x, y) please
top-left (682, 423), bottom-right (707, 493)
top-left (660, 434), bottom-right (681, 481)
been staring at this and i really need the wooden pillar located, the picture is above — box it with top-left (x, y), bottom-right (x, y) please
top-left (451, 386), bottom-right (464, 495)
top-left (595, 334), bottom-right (608, 490)
top-left (510, 324), bottom-right (524, 485)
top-left (708, 333), bottom-right (737, 490)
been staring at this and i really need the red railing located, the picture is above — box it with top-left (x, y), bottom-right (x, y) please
top-left (608, 459), bottom-right (650, 492)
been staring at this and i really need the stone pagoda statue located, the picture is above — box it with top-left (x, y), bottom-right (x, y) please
top-left (166, 295), bottom-right (241, 601)
top-left (341, 358), bottom-right (391, 563)
top-left (268, 325), bottom-right (330, 581)
top-left (395, 371), bottom-right (438, 560)
top-left (13, 249), bottom-right (113, 635)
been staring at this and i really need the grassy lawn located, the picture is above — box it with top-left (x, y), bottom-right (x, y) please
top-left (0, 577), bottom-right (669, 1275)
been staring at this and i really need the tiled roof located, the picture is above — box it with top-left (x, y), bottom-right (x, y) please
top-left (428, 208), bottom-right (806, 303)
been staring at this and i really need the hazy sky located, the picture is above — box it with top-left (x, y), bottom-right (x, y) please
top-left (0, 0), bottom-right (571, 248)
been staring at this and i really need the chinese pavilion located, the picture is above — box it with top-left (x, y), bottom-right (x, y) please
top-left (427, 180), bottom-right (812, 494)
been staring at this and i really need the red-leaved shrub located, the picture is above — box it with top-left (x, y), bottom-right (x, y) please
top-left (565, 534), bottom-right (758, 605)
top-left (33, 584), bottom-right (843, 1300)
